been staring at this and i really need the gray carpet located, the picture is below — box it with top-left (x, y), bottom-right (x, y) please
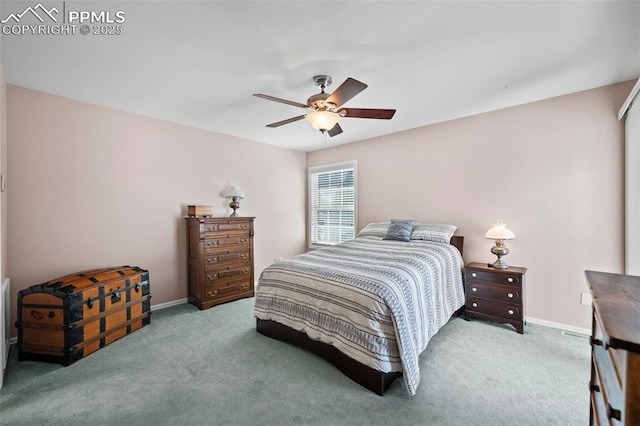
top-left (0, 298), bottom-right (590, 425)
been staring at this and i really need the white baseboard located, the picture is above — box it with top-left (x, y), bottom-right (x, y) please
top-left (151, 298), bottom-right (188, 311)
top-left (526, 316), bottom-right (590, 336)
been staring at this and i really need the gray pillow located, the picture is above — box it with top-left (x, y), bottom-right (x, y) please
top-left (383, 219), bottom-right (417, 242)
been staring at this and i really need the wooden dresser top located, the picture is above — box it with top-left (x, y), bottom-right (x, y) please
top-left (586, 270), bottom-right (640, 353)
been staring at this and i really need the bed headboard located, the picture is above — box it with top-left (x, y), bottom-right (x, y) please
top-left (450, 236), bottom-right (464, 256)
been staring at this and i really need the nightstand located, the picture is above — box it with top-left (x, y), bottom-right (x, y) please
top-left (464, 262), bottom-right (527, 334)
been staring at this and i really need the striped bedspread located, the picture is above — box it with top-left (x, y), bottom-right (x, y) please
top-left (254, 236), bottom-right (465, 395)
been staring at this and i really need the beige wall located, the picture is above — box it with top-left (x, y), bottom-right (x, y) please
top-left (7, 86), bottom-right (306, 332)
top-left (308, 81), bottom-right (633, 331)
top-left (1, 63), bottom-right (6, 281)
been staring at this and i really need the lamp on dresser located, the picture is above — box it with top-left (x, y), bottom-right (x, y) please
top-left (485, 220), bottom-right (515, 269)
top-left (225, 183), bottom-right (245, 217)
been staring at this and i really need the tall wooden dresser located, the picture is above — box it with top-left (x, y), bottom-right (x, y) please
top-left (586, 270), bottom-right (640, 425)
top-left (186, 217), bottom-right (255, 310)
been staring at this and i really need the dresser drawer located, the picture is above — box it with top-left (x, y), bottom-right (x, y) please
top-left (202, 236), bottom-right (251, 251)
top-left (203, 264), bottom-right (251, 283)
top-left (200, 221), bottom-right (251, 238)
top-left (204, 277), bottom-right (252, 301)
top-left (466, 282), bottom-right (520, 303)
top-left (467, 268), bottom-right (521, 286)
top-left (203, 251), bottom-right (251, 265)
top-left (590, 363), bottom-right (609, 426)
top-left (466, 297), bottom-right (521, 320)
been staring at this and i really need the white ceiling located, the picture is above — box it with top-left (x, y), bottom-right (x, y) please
top-left (2, 1), bottom-right (639, 152)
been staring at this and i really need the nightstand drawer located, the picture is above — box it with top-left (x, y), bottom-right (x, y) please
top-left (466, 297), bottom-right (521, 320)
top-left (466, 282), bottom-right (520, 303)
top-left (467, 268), bottom-right (521, 286)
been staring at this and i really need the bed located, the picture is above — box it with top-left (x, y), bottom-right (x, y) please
top-left (254, 222), bottom-right (465, 396)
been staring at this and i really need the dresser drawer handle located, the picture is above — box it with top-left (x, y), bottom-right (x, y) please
top-left (241, 269), bottom-right (249, 274)
top-left (471, 272), bottom-right (477, 278)
top-left (507, 309), bottom-right (514, 315)
top-left (241, 254), bottom-right (248, 259)
top-left (206, 258), bottom-right (216, 264)
top-left (241, 283), bottom-right (249, 290)
top-left (207, 275), bottom-right (216, 281)
top-left (208, 290), bottom-right (218, 297)
top-left (508, 293), bottom-right (514, 298)
top-left (240, 224), bottom-right (248, 229)
top-left (472, 302), bottom-right (478, 308)
top-left (240, 238), bottom-right (248, 244)
top-left (507, 277), bottom-right (514, 283)
top-left (226, 266), bottom-right (231, 270)
top-left (471, 287), bottom-right (477, 292)
top-left (607, 403), bottom-right (621, 421)
top-left (206, 241), bottom-right (218, 247)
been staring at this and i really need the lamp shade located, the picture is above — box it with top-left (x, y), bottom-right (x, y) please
top-left (485, 223), bottom-right (515, 240)
top-left (225, 184), bottom-right (244, 199)
top-left (305, 110), bottom-right (341, 132)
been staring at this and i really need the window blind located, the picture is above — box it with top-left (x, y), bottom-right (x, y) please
top-left (308, 161), bottom-right (356, 247)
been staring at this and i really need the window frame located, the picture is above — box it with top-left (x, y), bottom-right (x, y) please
top-left (307, 160), bottom-right (358, 250)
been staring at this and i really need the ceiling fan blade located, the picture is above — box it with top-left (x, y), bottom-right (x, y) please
top-left (253, 94), bottom-right (308, 109)
top-left (326, 78), bottom-right (368, 107)
top-left (342, 108), bottom-right (396, 120)
top-left (265, 115), bottom-right (306, 128)
top-left (327, 123), bottom-right (343, 137)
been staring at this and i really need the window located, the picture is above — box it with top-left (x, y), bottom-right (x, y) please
top-left (308, 161), bottom-right (357, 248)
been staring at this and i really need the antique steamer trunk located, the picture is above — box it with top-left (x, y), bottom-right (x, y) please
top-left (16, 266), bottom-right (151, 366)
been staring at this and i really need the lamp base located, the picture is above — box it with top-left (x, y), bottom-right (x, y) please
top-left (228, 197), bottom-right (241, 217)
top-left (489, 259), bottom-right (510, 269)
top-left (490, 240), bottom-right (510, 269)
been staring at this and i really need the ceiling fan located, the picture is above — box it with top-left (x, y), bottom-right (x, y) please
top-left (253, 75), bottom-right (396, 137)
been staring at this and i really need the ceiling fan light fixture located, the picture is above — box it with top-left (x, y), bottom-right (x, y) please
top-left (306, 110), bottom-right (341, 132)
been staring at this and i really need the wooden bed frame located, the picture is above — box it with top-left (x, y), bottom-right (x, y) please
top-left (256, 235), bottom-right (464, 396)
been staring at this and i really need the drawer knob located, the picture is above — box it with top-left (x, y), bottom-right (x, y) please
top-left (208, 290), bottom-right (218, 297)
top-left (471, 287), bottom-right (477, 292)
top-left (241, 283), bottom-right (249, 290)
top-left (241, 269), bottom-right (249, 274)
top-left (207, 258), bottom-right (214, 264)
top-left (206, 241), bottom-right (218, 247)
top-left (507, 277), bottom-right (514, 283)
top-left (472, 302), bottom-right (478, 308)
top-left (241, 254), bottom-right (248, 259)
top-left (241, 225), bottom-right (248, 229)
top-left (508, 293), bottom-right (514, 298)
top-left (471, 272), bottom-right (477, 278)
top-left (207, 275), bottom-right (216, 281)
top-left (240, 239), bottom-right (248, 243)
top-left (607, 404), bottom-right (621, 421)
top-left (508, 309), bottom-right (514, 315)
top-left (226, 266), bottom-right (231, 270)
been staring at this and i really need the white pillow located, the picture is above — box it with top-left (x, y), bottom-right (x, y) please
top-left (411, 223), bottom-right (457, 244)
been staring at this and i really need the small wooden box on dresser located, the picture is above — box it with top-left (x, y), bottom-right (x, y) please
top-left (586, 270), bottom-right (640, 426)
top-left (186, 216), bottom-right (255, 310)
top-left (464, 262), bottom-right (527, 334)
